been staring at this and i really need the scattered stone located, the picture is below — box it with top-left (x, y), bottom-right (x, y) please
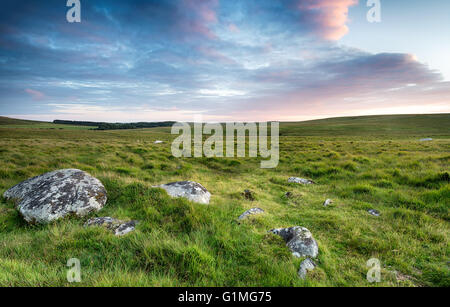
top-left (154, 140), bottom-right (164, 144)
top-left (238, 208), bottom-right (264, 220)
top-left (288, 177), bottom-right (315, 185)
top-left (242, 189), bottom-right (255, 201)
top-left (298, 258), bottom-right (316, 280)
top-left (3, 169), bottom-right (107, 224)
top-left (154, 181), bottom-right (211, 204)
top-left (394, 271), bottom-right (415, 283)
top-left (85, 217), bottom-right (138, 236)
top-left (270, 226), bottom-right (319, 258)
top-left (419, 138), bottom-right (433, 142)
top-left (368, 209), bottom-right (380, 217)
top-left (323, 199), bottom-right (333, 207)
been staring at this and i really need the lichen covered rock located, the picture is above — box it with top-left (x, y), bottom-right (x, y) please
top-left (85, 217), bottom-right (138, 236)
top-left (3, 169), bottom-right (107, 224)
top-left (155, 181), bottom-right (211, 204)
top-left (238, 208), bottom-right (264, 220)
top-left (288, 177), bottom-right (315, 185)
top-left (298, 258), bottom-right (316, 279)
top-left (270, 226), bottom-right (319, 258)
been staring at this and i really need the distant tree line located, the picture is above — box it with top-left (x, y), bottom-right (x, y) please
top-left (53, 120), bottom-right (176, 130)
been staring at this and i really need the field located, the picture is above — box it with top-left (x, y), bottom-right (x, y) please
top-left (0, 114), bottom-right (449, 287)
top-left (0, 116), bottom-right (95, 130)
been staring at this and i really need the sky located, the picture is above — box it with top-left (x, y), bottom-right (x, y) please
top-left (0, 0), bottom-right (449, 122)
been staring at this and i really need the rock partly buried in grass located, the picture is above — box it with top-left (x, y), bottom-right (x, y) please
top-left (85, 217), bottom-right (138, 236)
top-left (288, 177), bottom-right (315, 185)
top-left (368, 209), bottom-right (381, 216)
top-left (419, 138), bottom-right (433, 142)
top-left (242, 189), bottom-right (255, 201)
top-left (323, 199), bottom-right (333, 207)
top-left (155, 181), bottom-right (211, 204)
top-left (270, 226), bottom-right (319, 258)
top-left (154, 140), bottom-right (164, 144)
top-left (238, 208), bottom-right (264, 220)
top-left (298, 258), bottom-right (316, 280)
top-left (3, 169), bottom-right (107, 224)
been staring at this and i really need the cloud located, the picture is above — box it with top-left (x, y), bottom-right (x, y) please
top-left (0, 0), bottom-right (449, 122)
top-left (25, 88), bottom-right (45, 100)
top-left (297, 0), bottom-right (358, 40)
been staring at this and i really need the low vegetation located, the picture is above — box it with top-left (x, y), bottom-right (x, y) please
top-left (53, 120), bottom-right (176, 130)
top-left (0, 114), bottom-right (448, 286)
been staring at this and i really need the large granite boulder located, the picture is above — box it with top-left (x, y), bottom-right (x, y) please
top-left (3, 169), bottom-right (107, 224)
top-left (154, 181), bottom-right (211, 204)
top-left (85, 217), bottom-right (138, 236)
top-left (270, 226), bottom-right (319, 258)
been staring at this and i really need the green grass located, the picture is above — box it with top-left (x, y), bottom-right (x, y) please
top-left (0, 114), bottom-right (449, 287)
top-left (0, 116), bottom-right (95, 130)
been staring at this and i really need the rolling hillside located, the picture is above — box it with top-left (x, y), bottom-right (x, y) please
top-left (0, 114), bottom-right (448, 287)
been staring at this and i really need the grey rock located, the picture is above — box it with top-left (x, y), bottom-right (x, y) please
top-left (3, 169), bottom-right (107, 224)
top-left (155, 181), bottom-right (211, 204)
top-left (288, 177), bottom-right (315, 185)
top-left (298, 258), bottom-right (316, 279)
top-left (270, 226), bottom-right (319, 258)
top-left (85, 217), bottom-right (138, 236)
top-left (419, 138), bottom-right (433, 142)
top-left (238, 208), bottom-right (264, 220)
top-left (154, 140), bottom-right (164, 144)
top-left (323, 199), bottom-right (333, 207)
top-left (368, 209), bottom-right (380, 216)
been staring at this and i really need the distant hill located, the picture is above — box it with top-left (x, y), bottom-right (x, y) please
top-left (279, 114), bottom-right (450, 136)
top-left (0, 116), bottom-right (43, 125)
top-left (1, 114), bottom-right (449, 136)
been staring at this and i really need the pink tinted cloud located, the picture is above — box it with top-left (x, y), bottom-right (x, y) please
top-left (196, 45), bottom-right (236, 64)
top-left (228, 23), bottom-right (240, 33)
top-left (298, 0), bottom-right (358, 40)
top-left (180, 0), bottom-right (219, 39)
top-left (25, 88), bottom-right (45, 100)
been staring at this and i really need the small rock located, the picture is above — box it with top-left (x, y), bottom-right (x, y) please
top-left (288, 177), bottom-right (315, 185)
top-left (3, 169), bottom-right (107, 224)
top-left (154, 140), bottom-right (164, 144)
top-left (238, 208), bottom-right (264, 220)
top-left (242, 189), bottom-right (255, 201)
top-left (85, 217), bottom-right (138, 236)
top-left (270, 226), bottom-right (319, 258)
top-left (298, 258), bottom-right (316, 280)
top-left (368, 209), bottom-right (380, 216)
top-left (154, 181), bottom-right (211, 204)
top-left (419, 138), bottom-right (433, 142)
top-left (393, 271), bottom-right (415, 283)
top-left (323, 199), bottom-right (333, 207)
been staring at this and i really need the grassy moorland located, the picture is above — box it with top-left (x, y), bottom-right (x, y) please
top-left (0, 114), bottom-right (448, 287)
top-left (0, 116), bottom-right (95, 130)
